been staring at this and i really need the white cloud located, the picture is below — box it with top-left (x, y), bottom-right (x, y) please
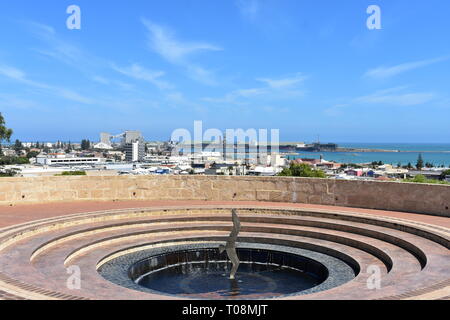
top-left (186, 65), bottom-right (218, 86)
top-left (354, 87), bottom-right (435, 106)
top-left (364, 56), bottom-right (449, 79)
top-left (257, 73), bottom-right (307, 89)
top-left (324, 87), bottom-right (437, 116)
top-left (24, 21), bottom-right (97, 70)
top-left (92, 76), bottom-right (109, 85)
top-left (203, 72), bottom-right (306, 105)
top-left (112, 63), bottom-right (171, 90)
top-left (0, 93), bottom-right (40, 110)
top-left (142, 19), bottom-right (222, 64)
top-left (202, 87), bottom-right (267, 104)
top-left (0, 65), bottom-right (26, 81)
top-left (0, 63), bottom-right (94, 104)
top-left (236, 0), bottom-right (261, 22)
top-left (142, 19), bottom-right (222, 85)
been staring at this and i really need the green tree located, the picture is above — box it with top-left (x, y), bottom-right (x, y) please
top-left (26, 150), bottom-right (40, 159)
top-left (279, 163), bottom-right (326, 178)
top-left (440, 169), bottom-right (450, 181)
top-left (66, 141), bottom-right (73, 153)
top-left (0, 113), bottom-right (13, 156)
top-left (14, 139), bottom-right (23, 152)
top-left (0, 156), bottom-right (29, 165)
top-left (81, 139), bottom-right (91, 150)
top-left (416, 153), bottom-right (424, 170)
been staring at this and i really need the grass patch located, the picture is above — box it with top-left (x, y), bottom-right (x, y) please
top-left (402, 174), bottom-right (450, 185)
top-left (55, 171), bottom-right (87, 176)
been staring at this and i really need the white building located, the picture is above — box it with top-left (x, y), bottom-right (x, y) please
top-left (36, 154), bottom-right (104, 166)
top-left (125, 139), bottom-right (145, 162)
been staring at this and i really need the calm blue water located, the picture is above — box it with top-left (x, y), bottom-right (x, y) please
top-left (287, 143), bottom-right (450, 166)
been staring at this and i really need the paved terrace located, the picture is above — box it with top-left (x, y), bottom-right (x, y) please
top-left (0, 176), bottom-right (448, 300)
top-left (1, 200), bottom-right (449, 229)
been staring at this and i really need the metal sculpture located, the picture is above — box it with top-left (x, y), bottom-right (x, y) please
top-left (219, 209), bottom-right (241, 279)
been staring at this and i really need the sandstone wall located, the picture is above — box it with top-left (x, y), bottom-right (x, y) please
top-left (0, 175), bottom-right (449, 217)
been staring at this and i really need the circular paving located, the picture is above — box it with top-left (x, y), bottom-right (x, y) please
top-left (0, 202), bottom-right (449, 300)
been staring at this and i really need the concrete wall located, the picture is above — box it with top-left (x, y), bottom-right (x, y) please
top-left (0, 176), bottom-right (449, 217)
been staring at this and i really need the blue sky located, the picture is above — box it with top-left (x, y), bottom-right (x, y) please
top-left (0, 0), bottom-right (449, 143)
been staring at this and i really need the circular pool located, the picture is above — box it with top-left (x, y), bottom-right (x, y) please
top-left (131, 248), bottom-right (327, 299)
top-left (98, 243), bottom-right (356, 299)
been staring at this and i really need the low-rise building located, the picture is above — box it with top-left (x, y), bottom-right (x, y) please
top-left (36, 154), bottom-right (105, 166)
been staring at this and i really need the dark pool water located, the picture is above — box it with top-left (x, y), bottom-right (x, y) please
top-left (133, 248), bottom-right (327, 299)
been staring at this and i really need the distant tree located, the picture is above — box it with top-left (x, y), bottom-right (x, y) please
top-left (279, 163), bottom-right (326, 178)
top-left (14, 139), bottom-right (23, 152)
top-left (0, 156), bottom-right (29, 165)
top-left (66, 141), bottom-right (73, 153)
top-left (81, 139), bottom-right (91, 150)
top-left (397, 162), bottom-right (402, 168)
top-left (440, 169), bottom-right (450, 181)
top-left (425, 162), bottom-right (434, 168)
top-left (416, 154), bottom-right (424, 170)
top-left (407, 162), bottom-right (413, 170)
top-left (0, 113), bottom-right (13, 156)
top-left (26, 150), bottom-right (40, 159)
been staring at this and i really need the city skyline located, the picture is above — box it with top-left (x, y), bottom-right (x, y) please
top-left (0, 0), bottom-right (449, 143)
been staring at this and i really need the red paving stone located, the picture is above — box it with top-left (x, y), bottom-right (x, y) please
top-left (0, 200), bottom-right (448, 300)
top-left (0, 200), bottom-right (448, 229)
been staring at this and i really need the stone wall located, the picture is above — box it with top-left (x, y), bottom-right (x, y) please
top-left (0, 175), bottom-right (449, 217)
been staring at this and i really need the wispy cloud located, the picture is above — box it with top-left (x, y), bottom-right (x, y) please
top-left (0, 64), bottom-right (94, 104)
top-left (112, 63), bottom-right (172, 90)
top-left (324, 86), bottom-right (437, 116)
top-left (354, 87), bottom-right (436, 106)
top-left (92, 75), bottom-right (134, 91)
top-left (24, 21), bottom-right (98, 70)
top-left (0, 65), bottom-right (26, 81)
top-left (202, 73), bottom-right (306, 105)
top-left (364, 56), bottom-right (449, 79)
top-left (202, 87), bottom-right (267, 104)
top-left (236, 0), bottom-right (261, 22)
top-left (142, 19), bottom-right (222, 85)
top-left (257, 73), bottom-right (307, 89)
top-left (142, 19), bottom-right (222, 63)
top-left (0, 93), bottom-right (41, 110)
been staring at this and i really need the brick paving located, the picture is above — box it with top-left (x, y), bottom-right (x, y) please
top-left (0, 200), bottom-right (448, 300)
top-left (0, 200), bottom-right (449, 229)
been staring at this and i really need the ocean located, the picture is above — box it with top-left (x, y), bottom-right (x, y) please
top-left (286, 143), bottom-right (450, 166)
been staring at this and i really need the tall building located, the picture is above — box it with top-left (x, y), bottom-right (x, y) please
top-left (124, 138), bottom-right (145, 162)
